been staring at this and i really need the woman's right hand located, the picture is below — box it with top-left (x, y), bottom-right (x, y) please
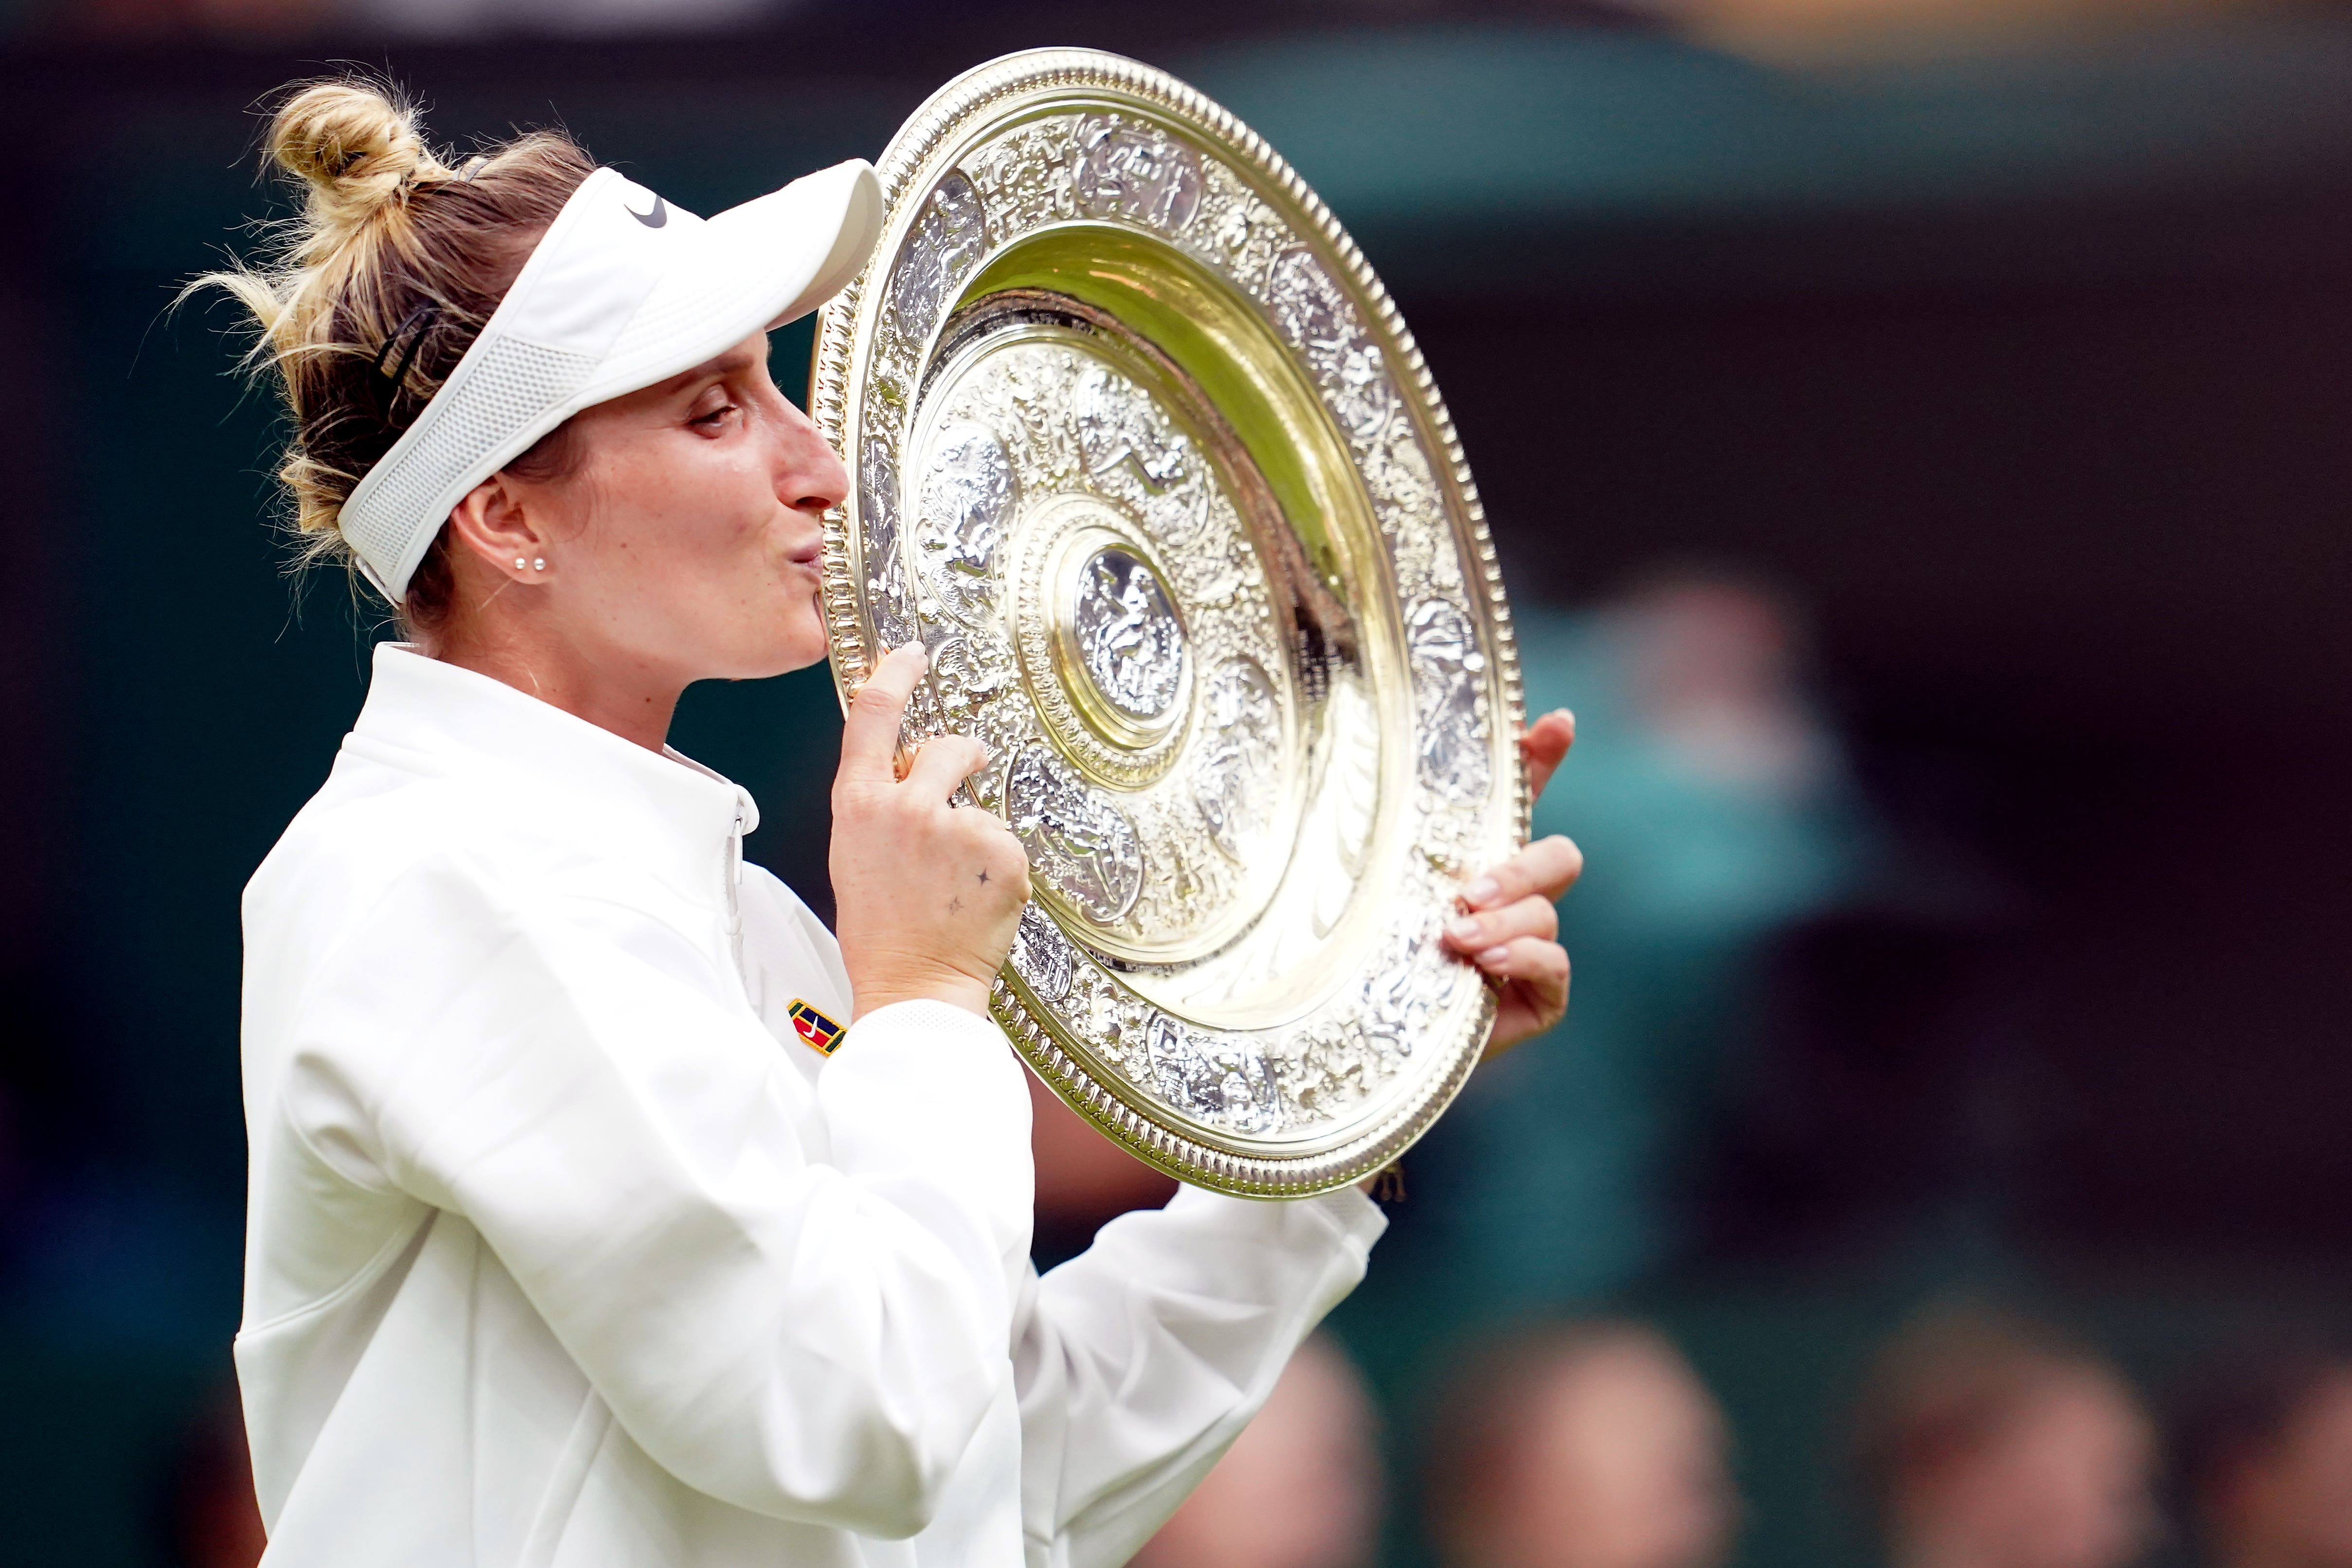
top-left (830, 643), bottom-right (1032, 1021)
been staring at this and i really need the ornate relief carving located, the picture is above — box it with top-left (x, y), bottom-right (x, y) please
top-left (965, 118), bottom-right (1080, 235)
top-left (1267, 246), bottom-right (1399, 445)
top-left (887, 172), bottom-right (987, 347)
top-left (1147, 1015), bottom-right (1283, 1135)
top-left (1070, 547), bottom-right (1186, 722)
top-left (1073, 113), bottom-right (1204, 231)
top-left (1408, 598), bottom-right (1491, 804)
top-left (1183, 159), bottom-right (1287, 298)
top-left (1010, 902), bottom-right (1074, 1003)
top-left (1194, 656), bottom-right (1281, 860)
top-left (1006, 741), bottom-right (1144, 925)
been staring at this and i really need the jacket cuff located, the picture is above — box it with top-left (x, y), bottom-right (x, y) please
top-left (1301, 1183), bottom-right (1390, 1255)
top-left (1164, 1178), bottom-right (1390, 1262)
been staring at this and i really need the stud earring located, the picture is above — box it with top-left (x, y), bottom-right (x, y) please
top-left (532, 558), bottom-right (546, 571)
top-left (514, 557), bottom-right (527, 570)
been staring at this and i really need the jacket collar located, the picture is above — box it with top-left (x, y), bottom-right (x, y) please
top-left (343, 643), bottom-right (760, 911)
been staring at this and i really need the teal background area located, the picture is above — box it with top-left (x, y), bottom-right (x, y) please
top-left (3, 12), bottom-right (2352, 1565)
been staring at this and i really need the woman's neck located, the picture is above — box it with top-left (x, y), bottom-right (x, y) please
top-left (426, 623), bottom-right (682, 754)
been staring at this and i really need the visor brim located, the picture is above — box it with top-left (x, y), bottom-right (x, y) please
top-left (585, 159), bottom-right (883, 406)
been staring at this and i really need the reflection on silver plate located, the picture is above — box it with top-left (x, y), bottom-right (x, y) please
top-left (813, 48), bottom-right (1528, 1195)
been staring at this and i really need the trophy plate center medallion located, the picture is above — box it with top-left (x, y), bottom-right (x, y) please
top-left (1068, 544), bottom-right (1185, 733)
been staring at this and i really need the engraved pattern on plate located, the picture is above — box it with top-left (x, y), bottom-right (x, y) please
top-left (915, 422), bottom-right (1015, 624)
top-left (1265, 247), bottom-right (1398, 443)
top-left (1184, 158), bottom-right (1287, 298)
top-left (1074, 361), bottom-right (1193, 491)
top-left (1286, 1017), bottom-right (1379, 1118)
top-left (1195, 657), bottom-right (1281, 858)
top-left (856, 427), bottom-right (916, 649)
top-left (1362, 929), bottom-right (1448, 1056)
top-left (1072, 114), bottom-right (1203, 231)
top-left (886, 172), bottom-right (987, 343)
top-left (1147, 1015), bottom-right (1282, 1134)
top-left (1005, 742), bottom-right (1144, 925)
top-left (1071, 547), bottom-right (1185, 721)
top-left (966, 119), bottom-right (1080, 236)
top-left (1010, 902), bottom-right (1074, 1003)
top-left (1407, 598), bottom-right (1490, 801)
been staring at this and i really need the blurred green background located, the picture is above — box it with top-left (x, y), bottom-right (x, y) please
top-left (3, 2), bottom-right (2351, 1564)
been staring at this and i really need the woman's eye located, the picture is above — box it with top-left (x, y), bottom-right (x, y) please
top-left (691, 402), bottom-right (739, 430)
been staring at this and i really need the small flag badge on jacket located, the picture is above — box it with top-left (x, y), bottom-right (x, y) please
top-left (787, 998), bottom-right (844, 1056)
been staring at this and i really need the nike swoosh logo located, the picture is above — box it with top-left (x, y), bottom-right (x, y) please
top-left (625, 194), bottom-right (668, 229)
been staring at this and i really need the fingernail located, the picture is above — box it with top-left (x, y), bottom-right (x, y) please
top-left (1464, 876), bottom-right (1499, 906)
top-left (1477, 945), bottom-right (1510, 967)
top-left (1446, 915), bottom-right (1482, 943)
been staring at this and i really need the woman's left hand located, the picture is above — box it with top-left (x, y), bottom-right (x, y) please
top-left (1443, 709), bottom-right (1582, 1058)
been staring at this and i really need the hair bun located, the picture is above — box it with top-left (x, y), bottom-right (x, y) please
top-left (268, 83), bottom-right (444, 244)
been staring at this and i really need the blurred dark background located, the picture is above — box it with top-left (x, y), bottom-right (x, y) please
top-left (1, 0), bottom-right (2349, 1564)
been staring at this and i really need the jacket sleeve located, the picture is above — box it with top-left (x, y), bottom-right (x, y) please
top-left (281, 850), bottom-right (1033, 1538)
top-left (1011, 1182), bottom-right (1387, 1568)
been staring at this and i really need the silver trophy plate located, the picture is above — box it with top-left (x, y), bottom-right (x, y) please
top-left (812, 48), bottom-right (1528, 1195)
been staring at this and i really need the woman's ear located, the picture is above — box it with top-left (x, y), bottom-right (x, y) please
top-left (445, 473), bottom-right (551, 580)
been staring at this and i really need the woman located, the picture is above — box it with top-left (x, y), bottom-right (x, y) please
top-left (211, 81), bottom-right (1581, 1568)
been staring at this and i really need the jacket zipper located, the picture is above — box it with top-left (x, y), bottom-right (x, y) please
top-left (726, 802), bottom-right (749, 990)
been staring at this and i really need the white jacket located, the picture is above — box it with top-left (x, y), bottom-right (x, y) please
top-left (237, 643), bottom-right (1386, 1568)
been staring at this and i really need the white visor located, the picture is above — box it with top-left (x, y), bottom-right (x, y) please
top-left (337, 159), bottom-right (883, 600)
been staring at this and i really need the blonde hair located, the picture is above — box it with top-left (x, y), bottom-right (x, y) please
top-left (192, 77), bottom-right (595, 628)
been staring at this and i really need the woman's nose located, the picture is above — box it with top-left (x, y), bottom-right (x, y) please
top-left (774, 396), bottom-right (850, 515)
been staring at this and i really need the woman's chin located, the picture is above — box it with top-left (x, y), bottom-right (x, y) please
top-left (689, 624), bottom-right (829, 683)
top-left (730, 638), bottom-right (830, 681)
top-left (760, 618), bottom-right (836, 680)
top-left (726, 592), bottom-right (833, 680)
